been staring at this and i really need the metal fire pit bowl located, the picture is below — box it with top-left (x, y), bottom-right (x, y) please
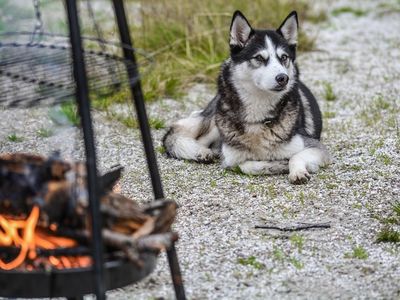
top-left (0, 253), bottom-right (156, 298)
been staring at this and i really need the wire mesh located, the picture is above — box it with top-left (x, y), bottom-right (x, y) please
top-left (0, 32), bottom-right (153, 108)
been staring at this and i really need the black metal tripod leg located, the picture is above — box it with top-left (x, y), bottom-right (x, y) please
top-left (112, 0), bottom-right (163, 198)
top-left (166, 244), bottom-right (186, 299)
top-left (65, 1), bottom-right (106, 299)
top-left (111, 1), bottom-right (186, 299)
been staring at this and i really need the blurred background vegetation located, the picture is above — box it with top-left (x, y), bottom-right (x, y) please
top-left (0, 0), bottom-right (326, 105)
top-left (130, 0), bottom-right (326, 101)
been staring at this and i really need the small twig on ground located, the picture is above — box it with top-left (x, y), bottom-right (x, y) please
top-left (255, 222), bottom-right (331, 231)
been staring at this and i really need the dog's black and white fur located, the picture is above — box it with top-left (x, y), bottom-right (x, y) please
top-left (163, 11), bottom-right (330, 184)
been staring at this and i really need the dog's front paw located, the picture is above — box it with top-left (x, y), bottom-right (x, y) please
top-left (289, 169), bottom-right (311, 184)
top-left (196, 149), bottom-right (216, 164)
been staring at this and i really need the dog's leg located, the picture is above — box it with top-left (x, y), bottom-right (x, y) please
top-left (163, 112), bottom-right (219, 163)
top-left (221, 144), bottom-right (288, 175)
top-left (239, 160), bottom-right (289, 175)
top-left (171, 136), bottom-right (216, 163)
top-left (288, 145), bottom-right (331, 184)
top-left (221, 144), bottom-right (247, 168)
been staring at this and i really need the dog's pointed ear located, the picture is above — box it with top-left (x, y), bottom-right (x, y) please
top-left (230, 11), bottom-right (253, 48)
top-left (277, 11), bottom-right (298, 45)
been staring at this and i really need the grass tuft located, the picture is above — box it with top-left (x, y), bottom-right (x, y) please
top-left (116, 115), bottom-right (138, 128)
top-left (231, 165), bottom-right (245, 175)
top-left (267, 184), bottom-right (277, 198)
top-left (349, 165), bottom-right (362, 171)
top-left (332, 7), bottom-right (367, 17)
top-left (344, 246), bottom-right (368, 259)
top-left (375, 201), bottom-right (400, 243)
top-left (7, 133), bottom-right (23, 142)
top-left (377, 153), bottom-right (392, 166)
top-left (322, 81), bottom-right (337, 101)
top-left (376, 228), bottom-right (400, 243)
top-left (290, 234), bottom-right (304, 253)
top-left (111, 113), bottom-right (165, 130)
top-left (60, 102), bottom-right (80, 126)
top-left (289, 257), bottom-right (304, 269)
top-left (37, 128), bottom-right (53, 138)
top-left (272, 247), bottom-right (285, 262)
top-left (392, 202), bottom-right (400, 218)
top-left (156, 145), bottom-right (166, 154)
top-left (149, 118), bottom-right (166, 130)
top-left (237, 256), bottom-right (265, 270)
top-left (323, 111), bottom-right (336, 119)
top-left (91, 89), bottom-right (129, 110)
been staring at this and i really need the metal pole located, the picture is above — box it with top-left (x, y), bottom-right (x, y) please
top-left (65, 1), bottom-right (105, 299)
top-left (111, 1), bottom-right (186, 299)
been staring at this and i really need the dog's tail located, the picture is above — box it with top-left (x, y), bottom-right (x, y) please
top-left (162, 110), bottom-right (219, 163)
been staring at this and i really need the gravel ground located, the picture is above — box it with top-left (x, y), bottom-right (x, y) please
top-left (1, 0), bottom-right (400, 299)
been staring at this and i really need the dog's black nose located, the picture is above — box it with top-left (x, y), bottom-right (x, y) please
top-left (275, 74), bottom-right (289, 86)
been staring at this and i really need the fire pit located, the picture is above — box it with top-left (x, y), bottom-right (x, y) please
top-left (0, 0), bottom-right (186, 299)
top-left (0, 152), bottom-right (178, 298)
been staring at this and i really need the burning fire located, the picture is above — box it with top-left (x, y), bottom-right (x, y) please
top-left (0, 206), bottom-right (91, 270)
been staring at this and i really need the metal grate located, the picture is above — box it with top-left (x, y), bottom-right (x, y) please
top-left (0, 33), bottom-right (153, 108)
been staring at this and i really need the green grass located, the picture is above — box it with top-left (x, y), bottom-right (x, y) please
top-left (271, 245), bottom-right (304, 269)
top-left (323, 111), bottom-right (336, 119)
top-left (358, 94), bottom-right (398, 128)
top-left (332, 7), bottom-right (367, 17)
top-left (349, 165), bottom-right (362, 171)
top-left (374, 94), bottom-right (391, 110)
top-left (267, 184), bottom-right (277, 198)
top-left (290, 234), bottom-right (305, 253)
top-left (326, 183), bottom-right (338, 189)
top-left (210, 179), bottom-right (217, 188)
top-left (369, 139), bottom-right (385, 155)
top-left (377, 153), bottom-right (392, 166)
top-left (116, 115), bottom-right (138, 128)
top-left (156, 145), bottom-right (166, 154)
top-left (149, 118), bottom-right (166, 130)
top-left (113, 114), bottom-right (166, 130)
top-left (377, 1), bottom-right (400, 15)
top-left (37, 128), bottom-right (53, 138)
top-left (289, 257), bottom-right (304, 269)
top-left (237, 256), bottom-right (265, 270)
top-left (393, 202), bottom-right (400, 217)
top-left (322, 81), bottom-right (337, 101)
top-left (60, 102), bottom-right (80, 126)
top-left (376, 228), bottom-right (400, 243)
top-left (130, 0), bottom-right (326, 101)
top-left (272, 247), bottom-right (285, 263)
top-left (344, 246), bottom-right (368, 259)
top-left (91, 88), bottom-right (130, 110)
top-left (7, 133), bottom-right (23, 142)
top-left (231, 165), bottom-right (246, 175)
top-left (375, 201), bottom-right (400, 243)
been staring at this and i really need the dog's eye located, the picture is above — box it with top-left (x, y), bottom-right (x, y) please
top-left (280, 54), bottom-right (288, 63)
top-left (254, 55), bottom-right (266, 63)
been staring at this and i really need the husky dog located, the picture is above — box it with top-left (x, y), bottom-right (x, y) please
top-left (163, 11), bottom-right (330, 184)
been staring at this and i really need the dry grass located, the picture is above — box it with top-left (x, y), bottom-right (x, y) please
top-left (128, 0), bottom-right (326, 101)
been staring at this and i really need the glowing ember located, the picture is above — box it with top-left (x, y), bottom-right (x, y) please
top-left (0, 206), bottom-right (91, 270)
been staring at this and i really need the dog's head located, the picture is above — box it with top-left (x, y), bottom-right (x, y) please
top-left (229, 11), bottom-right (299, 94)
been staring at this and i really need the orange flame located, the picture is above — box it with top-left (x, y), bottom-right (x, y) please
top-left (0, 206), bottom-right (91, 270)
